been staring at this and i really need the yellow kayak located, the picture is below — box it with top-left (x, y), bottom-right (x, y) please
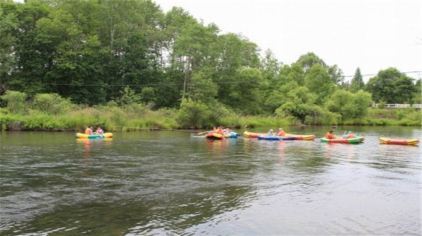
top-left (379, 137), bottom-right (419, 146)
top-left (283, 133), bottom-right (316, 141)
top-left (76, 132), bottom-right (113, 139)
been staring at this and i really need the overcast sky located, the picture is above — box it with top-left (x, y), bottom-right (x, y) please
top-left (155, 0), bottom-right (422, 80)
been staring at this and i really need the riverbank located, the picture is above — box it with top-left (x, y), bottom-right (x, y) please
top-left (0, 106), bottom-right (420, 131)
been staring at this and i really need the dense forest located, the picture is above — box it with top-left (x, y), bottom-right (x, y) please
top-left (0, 0), bottom-right (420, 129)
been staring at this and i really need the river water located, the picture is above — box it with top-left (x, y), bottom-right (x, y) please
top-left (0, 127), bottom-right (421, 235)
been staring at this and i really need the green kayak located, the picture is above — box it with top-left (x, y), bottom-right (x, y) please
top-left (320, 136), bottom-right (364, 144)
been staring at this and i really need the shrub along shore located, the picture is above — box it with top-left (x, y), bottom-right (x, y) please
top-left (0, 92), bottom-right (420, 132)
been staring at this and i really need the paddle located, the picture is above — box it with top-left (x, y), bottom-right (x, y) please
top-left (196, 131), bottom-right (209, 136)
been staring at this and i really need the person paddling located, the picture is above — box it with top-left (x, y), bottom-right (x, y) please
top-left (344, 131), bottom-right (355, 138)
top-left (85, 126), bottom-right (93, 135)
top-left (325, 130), bottom-right (336, 139)
top-left (268, 129), bottom-right (275, 136)
top-left (95, 127), bottom-right (104, 135)
top-left (216, 126), bottom-right (224, 135)
top-left (277, 128), bottom-right (286, 136)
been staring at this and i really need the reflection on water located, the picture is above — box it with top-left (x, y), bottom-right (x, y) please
top-left (0, 127), bottom-right (421, 235)
top-left (76, 138), bottom-right (113, 158)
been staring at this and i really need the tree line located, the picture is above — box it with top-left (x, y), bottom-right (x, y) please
top-left (0, 0), bottom-right (420, 125)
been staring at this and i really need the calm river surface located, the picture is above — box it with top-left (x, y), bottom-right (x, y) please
top-left (0, 127), bottom-right (421, 235)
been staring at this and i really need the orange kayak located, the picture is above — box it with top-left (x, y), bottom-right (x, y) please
top-left (206, 132), bottom-right (225, 140)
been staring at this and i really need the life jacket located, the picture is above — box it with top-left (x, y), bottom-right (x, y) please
top-left (325, 133), bottom-right (335, 139)
top-left (278, 130), bottom-right (286, 136)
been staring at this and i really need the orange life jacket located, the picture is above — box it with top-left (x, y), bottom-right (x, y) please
top-left (325, 133), bottom-right (335, 139)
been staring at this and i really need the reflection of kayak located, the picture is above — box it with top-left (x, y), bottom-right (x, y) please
top-left (379, 137), bottom-right (419, 146)
top-left (257, 135), bottom-right (281, 141)
top-left (76, 133), bottom-right (113, 139)
top-left (320, 136), bottom-right (364, 144)
top-left (206, 132), bottom-right (224, 140)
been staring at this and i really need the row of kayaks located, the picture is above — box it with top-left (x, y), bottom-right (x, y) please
top-left (245, 131), bottom-right (365, 144)
top-left (75, 131), bottom-right (419, 146)
top-left (203, 131), bottom-right (419, 146)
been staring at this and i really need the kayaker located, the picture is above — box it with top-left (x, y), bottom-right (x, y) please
top-left (216, 126), bottom-right (224, 134)
top-left (325, 130), bottom-right (336, 139)
top-left (346, 131), bottom-right (355, 138)
top-left (268, 129), bottom-right (275, 136)
top-left (96, 127), bottom-right (104, 135)
top-left (84, 127), bottom-right (93, 135)
top-left (277, 128), bottom-right (286, 136)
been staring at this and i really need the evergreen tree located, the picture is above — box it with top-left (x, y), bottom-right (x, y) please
top-left (350, 68), bottom-right (364, 92)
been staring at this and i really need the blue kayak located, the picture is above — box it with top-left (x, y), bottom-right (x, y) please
top-left (257, 135), bottom-right (281, 141)
top-left (225, 132), bottom-right (239, 138)
top-left (280, 136), bottom-right (296, 141)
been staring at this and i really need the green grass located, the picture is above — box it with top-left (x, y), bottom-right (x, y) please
top-left (0, 106), bottom-right (420, 132)
top-left (341, 108), bottom-right (421, 126)
top-left (0, 105), bottom-right (179, 131)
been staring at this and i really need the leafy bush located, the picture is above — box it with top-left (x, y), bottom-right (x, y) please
top-left (177, 99), bottom-right (212, 128)
top-left (116, 86), bottom-right (141, 105)
top-left (32, 93), bottom-right (74, 115)
top-left (325, 89), bottom-right (372, 121)
top-left (0, 90), bottom-right (27, 114)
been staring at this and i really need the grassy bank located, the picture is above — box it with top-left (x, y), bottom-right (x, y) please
top-left (0, 107), bottom-right (290, 131)
top-left (0, 91), bottom-right (420, 131)
top-left (341, 108), bottom-right (421, 126)
top-left (1, 107), bottom-right (420, 132)
top-left (0, 105), bottom-right (179, 131)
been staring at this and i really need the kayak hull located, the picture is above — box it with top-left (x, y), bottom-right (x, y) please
top-left (245, 131), bottom-right (315, 140)
top-left (257, 136), bottom-right (282, 141)
top-left (244, 131), bottom-right (265, 138)
top-left (206, 132), bottom-right (224, 140)
top-left (225, 132), bottom-right (239, 138)
top-left (320, 136), bottom-right (364, 144)
top-left (282, 134), bottom-right (316, 141)
top-left (76, 132), bottom-right (113, 139)
top-left (379, 137), bottom-right (419, 146)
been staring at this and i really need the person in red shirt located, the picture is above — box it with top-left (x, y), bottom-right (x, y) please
top-left (277, 128), bottom-right (286, 136)
top-left (325, 130), bottom-right (336, 139)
